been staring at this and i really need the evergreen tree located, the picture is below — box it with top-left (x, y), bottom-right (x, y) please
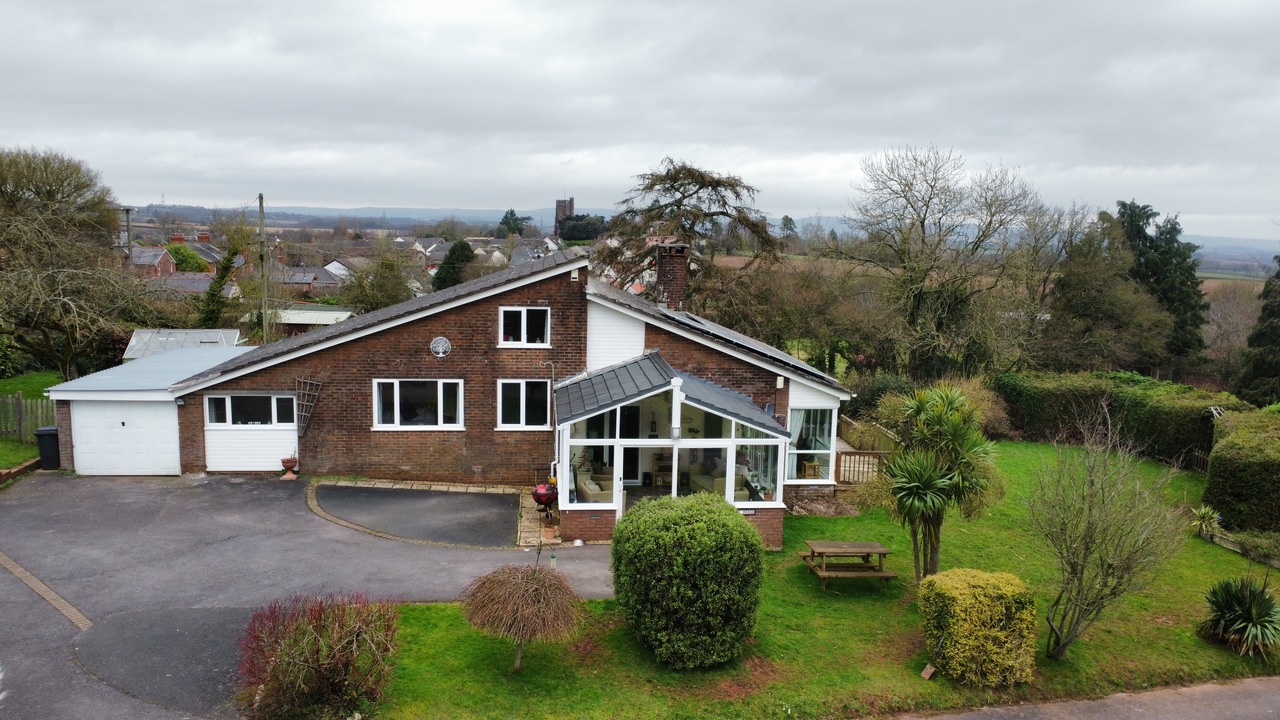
top-left (432, 240), bottom-right (474, 291)
top-left (1234, 256), bottom-right (1280, 407)
top-left (1112, 201), bottom-right (1208, 359)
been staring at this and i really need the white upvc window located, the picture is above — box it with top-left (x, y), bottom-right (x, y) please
top-left (498, 307), bottom-right (551, 347)
top-left (206, 395), bottom-right (296, 426)
top-left (787, 407), bottom-right (836, 482)
top-left (497, 379), bottom-right (551, 429)
top-left (373, 379), bottom-right (464, 430)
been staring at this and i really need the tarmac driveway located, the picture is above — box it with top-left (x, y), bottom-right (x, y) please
top-left (0, 472), bottom-right (612, 719)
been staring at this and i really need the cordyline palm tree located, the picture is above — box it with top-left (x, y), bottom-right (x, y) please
top-left (888, 385), bottom-right (996, 581)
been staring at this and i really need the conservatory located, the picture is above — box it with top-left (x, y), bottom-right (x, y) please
top-left (554, 352), bottom-right (792, 518)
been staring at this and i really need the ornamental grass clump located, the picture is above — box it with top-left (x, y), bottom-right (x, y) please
top-left (237, 593), bottom-right (398, 720)
top-left (1199, 574), bottom-right (1280, 658)
top-left (918, 569), bottom-right (1037, 688)
top-left (612, 494), bottom-right (764, 670)
top-left (460, 560), bottom-right (584, 673)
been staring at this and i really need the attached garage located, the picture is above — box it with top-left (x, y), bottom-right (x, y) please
top-left (70, 400), bottom-right (180, 475)
top-left (48, 346), bottom-right (251, 476)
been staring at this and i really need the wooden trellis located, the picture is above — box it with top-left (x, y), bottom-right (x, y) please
top-left (295, 377), bottom-right (323, 437)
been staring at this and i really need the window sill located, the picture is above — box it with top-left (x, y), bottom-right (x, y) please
top-left (496, 342), bottom-right (552, 349)
top-left (207, 424), bottom-right (296, 430)
top-left (371, 426), bottom-right (466, 432)
top-left (494, 426), bottom-right (553, 432)
top-left (786, 478), bottom-right (836, 486)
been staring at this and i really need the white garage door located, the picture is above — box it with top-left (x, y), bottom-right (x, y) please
top-left (70, 401), bottom-right (181, 475)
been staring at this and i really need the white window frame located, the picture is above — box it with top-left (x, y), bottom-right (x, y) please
top-left (498, 306), bottom-right (551, 347)
top-left (787, 407), bottom-right (836, 484)
top-left (205, 394), bottom-right (297, 428)
top-left (372, 379), bottom-right (465, 431)
top-left (496, 379), bottom-right (552, 430)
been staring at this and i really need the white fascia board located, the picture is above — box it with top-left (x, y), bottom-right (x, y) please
top-left (585, 295), bottom-right (851, 402)
top-left (173, 259), bottom-right (589, 396)
top-left (47, 390), bottom-right (175, 402)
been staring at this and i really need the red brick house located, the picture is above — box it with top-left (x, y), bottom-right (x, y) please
top-left (51, 247), bottom-right (849, 547)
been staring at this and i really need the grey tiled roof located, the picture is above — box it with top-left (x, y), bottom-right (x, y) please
top-left (173, 247), bottom-right (590, 390)
top-left (585, 277), bottom-right (846, 394)
top-left (555, 351), bottom-right (788, 436)
top-left (130, 247), bottom-right (169, 266)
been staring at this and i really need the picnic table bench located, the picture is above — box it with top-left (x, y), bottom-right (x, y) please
top-left (799, 540), bottom-right (897, 590)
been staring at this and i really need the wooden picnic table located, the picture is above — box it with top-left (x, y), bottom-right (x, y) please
top-left (799, 540), bottom-right (897, 590)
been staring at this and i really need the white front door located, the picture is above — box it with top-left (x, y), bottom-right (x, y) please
top-left (70, 401), bottom-right (181, 475)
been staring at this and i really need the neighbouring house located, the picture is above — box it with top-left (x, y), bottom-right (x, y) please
top-left (129, 246), bottom-right (177, 277)
top-left (48, 245), bottom-right (848, 547)
top-left (152, 272), bottom-right (241, 299)
top-left (323, 256), bottom-right (374, 280)
top-left (239, 302), bottom-right (354, 337)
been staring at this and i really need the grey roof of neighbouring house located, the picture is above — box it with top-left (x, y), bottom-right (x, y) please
top-left (124, 329), bottom-right (242, 360)
top-left (172, 247), bottom-right (591, 390)
top-left (555, 351), bottom-right (788, 436)
top-left (49, 347), bottom-right (252, 395)
top-left (130, 246), bottom-right (170, 266)
top-left (585, 277), bottom-right (847, 395)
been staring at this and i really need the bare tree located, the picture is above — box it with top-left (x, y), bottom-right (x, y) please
top-left (1204, 279), bottom-right (1264, 385)
top-left (1028, 410), bottom-right (1184, 660)
top-left (826, 146), bottom-right (1040, 378)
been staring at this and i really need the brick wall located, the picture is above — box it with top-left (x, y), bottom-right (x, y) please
top-left (55, 400), bottom-right (73, 471)
top-left (644, 325), bottom-right (789, 419)
top-left (560, 508), bottom-right (616, 542)
top-left (179, 271), bottom-right (588, 483)
top-left (562, 506), bottom-right (784, 549)
top-left (784, 484), bottom-right (836, 504)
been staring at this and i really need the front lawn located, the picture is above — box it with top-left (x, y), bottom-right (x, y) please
top-left (381, 442), bottom-right (1277, 719)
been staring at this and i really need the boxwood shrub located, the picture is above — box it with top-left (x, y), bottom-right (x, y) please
top-left (918, 569), bottom-right (1036, 688)
top-left (1204, 411), bottom-right (1280, 532)
top-left (611, 494), bottom-right (764, 670)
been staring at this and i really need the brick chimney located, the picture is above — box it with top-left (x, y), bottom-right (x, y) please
top-left (654, 243), bottom-right (690, 311)
top-left (196, 231), bottom-right (212, 244)
top-left (169, 233), bottom-right (185, 244)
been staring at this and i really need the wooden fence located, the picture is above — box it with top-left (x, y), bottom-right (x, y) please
top-left (0, 392), bottom-right (56, 444)
top-left (835, 450), bottom-right (890, 485)
top-left (838, 415), bottom-right (900, 453)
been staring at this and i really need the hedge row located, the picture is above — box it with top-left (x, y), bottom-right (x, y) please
top-left (918, 569), bottom-right (1036, 688)
top-left (993, 371), bottom-right (1252, 461)
top-left (1204, 411), bottom-right (1280, 532)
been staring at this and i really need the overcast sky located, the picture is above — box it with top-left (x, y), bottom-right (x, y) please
top-left (3, 0), bottom-right (1278, 239)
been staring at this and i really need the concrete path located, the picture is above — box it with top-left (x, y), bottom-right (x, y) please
top-left (897, 676), bottom-right (1280, 719)
top-left (0, 471), bottom-right (611, 719)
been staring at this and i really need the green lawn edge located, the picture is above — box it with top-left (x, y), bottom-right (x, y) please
top-left (380, 442), bottom-right (1279, 719)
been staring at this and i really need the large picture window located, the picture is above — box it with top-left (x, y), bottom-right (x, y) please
top-left (374, 379), bottom-right (463, 429)
top-left (206, 395), bottom-right (296, 426)
top-left (788, 407), bottom-right (834, 481)
top-left (497, 380), bottom-right (550, 428)
top-left (499, 307), bottom-right (550, 346)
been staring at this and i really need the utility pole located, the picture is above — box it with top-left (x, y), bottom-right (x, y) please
top-left (117, 206), bottom-right (133, 253)
top-left (259, 193), bottom-right (271, 344)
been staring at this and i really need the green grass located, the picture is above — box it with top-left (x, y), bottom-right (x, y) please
top-left (0, 370), bottom-right (61, 397)
top-left (381, 442), bottom-right (1277, 719)
top-left (0, 437), bottom-right (39, 469)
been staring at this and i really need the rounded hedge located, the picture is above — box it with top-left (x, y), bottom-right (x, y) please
top-left (611, 494), bottom-right (764, 670)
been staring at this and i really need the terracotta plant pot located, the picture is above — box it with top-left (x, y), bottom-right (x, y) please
top-left (281, 457), bottom-right (299, 480)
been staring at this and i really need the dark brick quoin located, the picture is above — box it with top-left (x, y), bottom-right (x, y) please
top-left (55, 400), bottom-right (73, 471)
top-left (180, 271), bottom-right (588, 483)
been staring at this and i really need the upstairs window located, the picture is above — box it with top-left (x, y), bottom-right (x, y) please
top-left (374, 379), bottom-right (463, 429)
top-left (499, 307), bottom-right (550, 346)
top-left (497, 380), bottom-right (551, 429)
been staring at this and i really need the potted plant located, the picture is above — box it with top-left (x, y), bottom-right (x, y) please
top-left (1192, 505), bottom-right (1221, 540)
top-left (281, 452), bottom-right (299, 480)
